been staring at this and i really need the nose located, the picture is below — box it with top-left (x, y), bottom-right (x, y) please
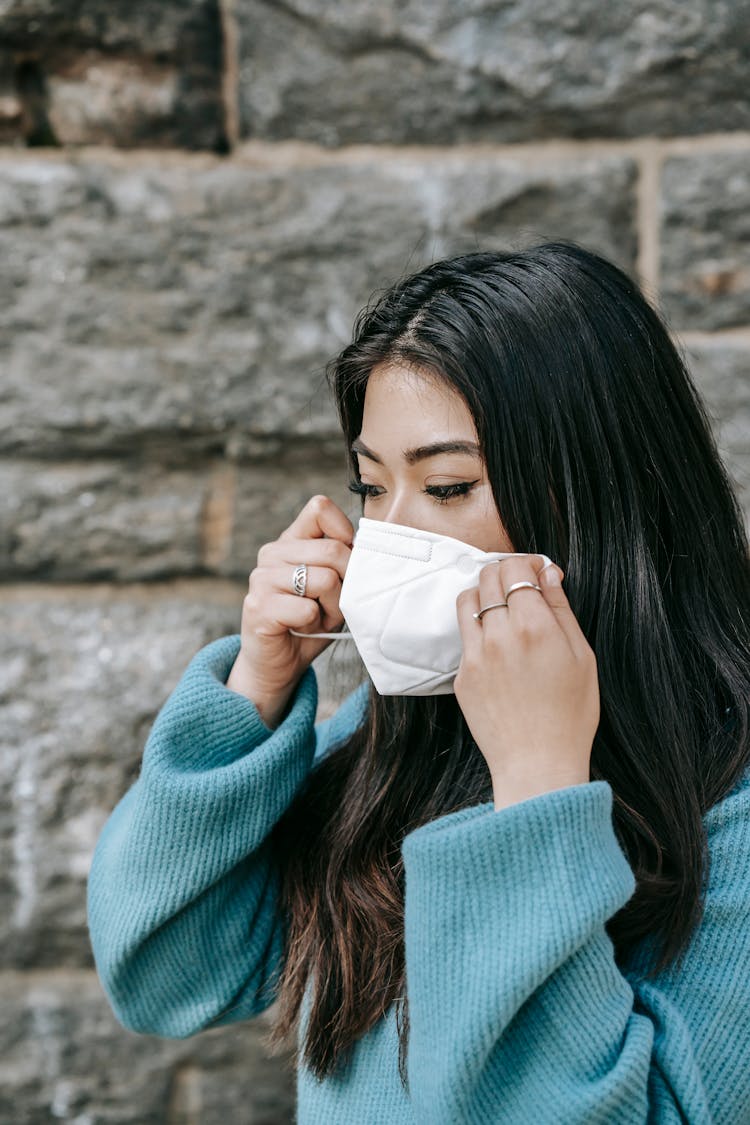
top-left (362, 488), bottom-right (424, 531)
top-left (375, 502), bottom-right (432, 534)
top-left (375, 498), bottom-right (413, 527)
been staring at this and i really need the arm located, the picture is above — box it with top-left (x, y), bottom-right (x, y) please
top-left (401, 775), bottom-right (750, 1124)
top-left (87, 634), bottom-right (366, 1038)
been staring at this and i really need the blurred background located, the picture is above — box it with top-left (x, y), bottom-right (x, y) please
top-left (1, 1), bottom-right (748, 1122)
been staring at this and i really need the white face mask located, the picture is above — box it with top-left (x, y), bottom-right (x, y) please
top-left (289, 516), bottom-right (554, 697)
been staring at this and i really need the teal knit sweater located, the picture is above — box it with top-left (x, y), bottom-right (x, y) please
top-left (87, 634), bottom-right (750, 1124)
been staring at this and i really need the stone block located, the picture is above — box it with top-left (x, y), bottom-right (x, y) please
top-left (236, 0), bottom-right (750, 145)
top-left (0, 449), bottom-right (360, 582)
top-left (0, 971), bottom-right (295, 1123)
top-left (0, 589), bottom-right (244, 968)
top-left (661, 152), bottom-right (750, 331)
top-left (0, 152), bottom-right (637, 459)
top-left (0, 461), bottom-right (206, 581)
top-left (685, 342), bottom-right (750, 522)
top-left (0, 0), bottom-right (224, 148)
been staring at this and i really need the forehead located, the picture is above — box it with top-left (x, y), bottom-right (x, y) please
top-left (362, 363), bottom-right (476, 434)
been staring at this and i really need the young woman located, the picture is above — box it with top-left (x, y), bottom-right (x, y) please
top-left (87, 241), bottom-right (750, 1123)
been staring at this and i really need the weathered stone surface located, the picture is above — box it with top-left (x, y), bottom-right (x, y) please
top-left (177, 1057), bottom-right (297, 1125)
top-left (46, 55), bottom-right (183, 148)
top-left (660, 152), bottom-right (750, 331)
top-left (0, 0), bottom-right (224, 148)
top-left (0, 971), bottom-right (295, 1124)
top-left (0, 461), bottom-right (206, 580)
top-left (0, 52), bottom-right (23, 143)
top-left (236, 0), bottom-right (750, 146)
top-left (685, 342), bottom-right (750, 521)
top-left (0, 585), bottom-right (363, 968)
top-left (0, 450), bottom-right (358, 581)
top-left (0, 151), bottom-right (637, 459)
top-left (0, 587), bottom-right (237, 968)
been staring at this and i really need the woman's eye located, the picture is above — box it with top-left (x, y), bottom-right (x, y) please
top-left (347, 480), bottom-right (478, 504)
top-left (424, 481), bottom-right (478, 504)
top-left (347, 481), bottom-right (383, 500)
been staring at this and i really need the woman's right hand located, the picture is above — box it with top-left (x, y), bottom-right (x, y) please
top-left (225, 495), bottom-right (355, 727)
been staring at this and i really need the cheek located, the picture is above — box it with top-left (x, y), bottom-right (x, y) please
top-left (467, 487), bottom-right (512, 551)
top-left (471, 482), bottom-right (502, 521)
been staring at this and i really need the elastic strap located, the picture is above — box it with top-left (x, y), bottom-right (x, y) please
top-left (288, 629), bottom-right (354, 640)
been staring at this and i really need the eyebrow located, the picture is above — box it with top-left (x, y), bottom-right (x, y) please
top-left (351, 436), bottom-right (481, 466)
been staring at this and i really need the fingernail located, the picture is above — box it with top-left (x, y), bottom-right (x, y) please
top-left (542, 565), bottom-right (561, 585)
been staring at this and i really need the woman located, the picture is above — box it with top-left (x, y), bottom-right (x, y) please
top-left (87, 241), bottom-right (750, 1123)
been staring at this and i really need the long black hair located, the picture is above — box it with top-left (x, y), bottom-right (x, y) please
top-left (266, 240), bottom-right (750, 1090)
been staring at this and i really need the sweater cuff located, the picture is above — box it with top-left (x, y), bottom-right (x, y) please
top-left (402, 782), bottom-right (636, 944)
top-left (142, 633), bottom-right (318, 773)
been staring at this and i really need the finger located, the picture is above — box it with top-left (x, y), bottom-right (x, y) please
top-left (495, 556), bottom-right (588, 660)
top-left (265, 563), bottom-right (343, 628)
top-left (248, 591), bottom-right (325, 637)
top-left (479, 553), bottom-right (553, 595)
top-left (260, 535), bottom-right (351, 582)
top-left (499, 553), bottom-right (556, 581)
top-left (480, 555), bottom-right (550, 628)
top-left (455, 585), bottom-right (487, 662)
top-left (279, 494), bottom-right (355, 547)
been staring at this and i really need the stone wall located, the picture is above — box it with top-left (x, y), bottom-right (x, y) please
top-left (1, 3), bottom-right (748, 1122)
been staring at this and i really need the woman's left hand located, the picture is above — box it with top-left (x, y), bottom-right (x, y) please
top-left (455, 556), bottom-right (600, 811)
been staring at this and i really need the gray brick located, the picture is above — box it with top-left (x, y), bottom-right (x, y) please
top-left (0, 0), bottom-right (224, 148)
top-left (0, 972), bottom-right (295, 1124)
top-left (0, 450), bottom-right (360, 581)
top-left (661, 152), bottom-right (750, 330)
top-left (0, 591), bottom-right (240, 967)
top-left (685, 342), bottom-right (750, 522)
top-left (237, 0), bottom-right (750, 146)
top-left (0, 152), bottom-right (638, 459)
top-left (0, 461), bottom-right (206, 581)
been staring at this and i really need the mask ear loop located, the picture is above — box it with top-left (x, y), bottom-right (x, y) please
top-left (289, 628), bottom-right (354, 639)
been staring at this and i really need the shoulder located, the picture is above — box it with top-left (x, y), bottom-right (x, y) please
top-left (693, 759), bottom-right (750, 936)
top-left (703, 758), bottom-right (750, 835)
top-left (700, 703), bottom-right (750, 831)
top-left (313, 681), bottom-right (369, 766)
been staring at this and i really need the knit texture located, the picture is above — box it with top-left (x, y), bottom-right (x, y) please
top-left (87, 635), bottom-right (750, 1124)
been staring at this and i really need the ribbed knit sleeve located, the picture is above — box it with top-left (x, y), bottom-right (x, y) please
top-left (401, 776), bottom-right (750, 1125)
top-left (87, 634), bottom-right (364, 1039)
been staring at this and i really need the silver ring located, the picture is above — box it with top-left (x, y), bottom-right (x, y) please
top-left (292, 564), bottom-right (307, 596)
top-left (506, 581), bottom-right (543, 599)
top-left (473, 580), bottom-right (543, 621)
top-left (473, 601), bottom-right (508, 621)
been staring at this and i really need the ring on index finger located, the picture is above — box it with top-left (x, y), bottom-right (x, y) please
top-left (472, 601), bottom-right (508, 621)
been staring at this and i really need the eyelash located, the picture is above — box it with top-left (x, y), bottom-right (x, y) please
top-left (347, 480), bottom-right (479, 505)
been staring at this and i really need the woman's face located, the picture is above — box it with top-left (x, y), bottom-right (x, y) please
top-left (352, 362), bottom-right (512, 552)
